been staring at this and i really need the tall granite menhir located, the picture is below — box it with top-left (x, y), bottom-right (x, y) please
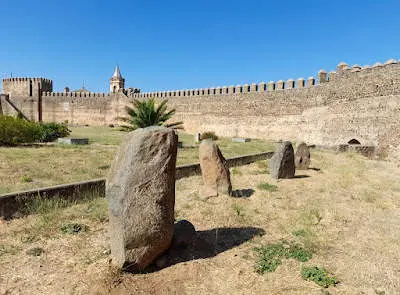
top-left (1, 59), bottom-right (400, 157)
top-left (106, 126), bottom-right (178, 272)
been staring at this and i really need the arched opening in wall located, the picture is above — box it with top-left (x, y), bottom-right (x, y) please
top-left (348, 139), bottom-right (361, 145)
top-left (29, 81), bottom-right (33, 96)
top-left (113, 86), bottom-right (117, 93)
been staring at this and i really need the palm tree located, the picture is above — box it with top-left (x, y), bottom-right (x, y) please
top-left (118, 98), bottom-right (184, 131)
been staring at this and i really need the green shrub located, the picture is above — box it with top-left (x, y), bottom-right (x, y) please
top-left (39, 122), bottom-right (70, 142)
top-left (0, 115), bottom-right (43, 146)
top-left (301, 266), bottom-right (338, 288)
top-left (200, 131), bottom-right (218, 141)
top-left (257, 182), bottom-right (278, 192)
top-left (254, 241), bottom-right (312, 274)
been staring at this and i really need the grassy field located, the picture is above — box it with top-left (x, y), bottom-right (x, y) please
top-left (1, 151), bottom-right (399, 294)
top-left (0, 126), bottom-right (274, 194)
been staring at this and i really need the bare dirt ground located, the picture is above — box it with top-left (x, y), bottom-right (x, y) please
top-left (1, 150), bottom-right (399, 294)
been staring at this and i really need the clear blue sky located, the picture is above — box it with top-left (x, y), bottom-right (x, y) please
top-left (0, 0), bottom-right (399, 93)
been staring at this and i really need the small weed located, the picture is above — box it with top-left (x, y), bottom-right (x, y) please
top-left (26, 247), bottom-right (44, 256)
top-left (232, 204), bottom-right (245, 217)
top-left (20, 234), bottom-right (39, 244)
top-left (257, 183), bottom-right (278, 192)
top-left (292, 229), bottom-right (307, 237)
top-left (301, 266), bottom-right (338, 288)
top-left (61, 223), bottom-right (89, 234)
top-left (98, 164), bottom-right (111, 170)
top-left (254, 241), bottom-right (312, 274)
top-left (21, 176), bottom-right (33, 183)
top-left (231, 168), bottom-right (242, 175)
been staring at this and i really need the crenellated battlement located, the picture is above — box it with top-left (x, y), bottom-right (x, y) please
top-left (2, 77), bottom-right (53, 84)
top-left (132, 58), bottom-right (399, 99)
top-left (2, 77), bottom-right (53, 97)
top-left (42, 92), bottom-right (111, 98)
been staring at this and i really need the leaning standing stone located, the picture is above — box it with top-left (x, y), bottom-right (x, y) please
top-left (295, 142), bottom-right (311, 170)
top-left (270, 141), bottom-right (295, 179)
top-left (106, 126), bottom-right (178, 272)
top-left (199, 140), bottom-right (232, 198)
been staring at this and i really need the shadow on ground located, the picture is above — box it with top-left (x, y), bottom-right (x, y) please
top-left (292, 175), bottom-right (310, 179)
top-left (147, 226), bottom-right (265, 272)
top-left (231, 189), bottom-right (255, 198)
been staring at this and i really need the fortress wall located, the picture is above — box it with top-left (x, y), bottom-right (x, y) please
top-left (154, 61), bottom-right (400, 148)
top-left (1, 95), bottom-right (39, 121)
top-left (2, 59), bottom-right (399, 151)
top-left (41, 93), bottom-right (128, 125)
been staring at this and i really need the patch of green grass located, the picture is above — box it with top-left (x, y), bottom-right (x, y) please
top-left (301, 266), bottom-right (338, 288)
top-left (26, 247), bottom-right (44, 256)
top-left (21, 176), bottom-right (33, 183)
top-left (68, 126), bottom-right (125, 145)
top-left (61, 223), bottom-right (89, 234)
top-left (22, 195), bottom-right (72, 216)
top-left (254, 243), bottom-right (286, 273)
top-left (257, 182), bottom-right (278, 192)
top-left (254, 241), bottom-right (312, 274)
top-left (231, 168), bottom-right (242, 175)
top-left (292, 229), bottom-right (307, 237)
top-left (286, 243), bottom-right (312, 262)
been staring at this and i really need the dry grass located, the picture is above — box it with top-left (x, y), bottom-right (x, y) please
top-left (1, 151), bottom-right (399, 294)
top-left (0, 126), bottom-right (273, 194)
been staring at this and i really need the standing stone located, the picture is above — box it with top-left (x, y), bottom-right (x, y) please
top-left (295, 142), bottom-right (311, 170)
top-left (199, 140), bottom-right (232, 198)
top-left (106, 126), bottom-right (178, 272)
top-left (195, 133), bottom-right (201, 143)
top-left (270, 141), bottom-right (295, 179)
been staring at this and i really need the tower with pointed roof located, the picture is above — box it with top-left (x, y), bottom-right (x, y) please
top-left (110, 65), bottom-right (125, 93)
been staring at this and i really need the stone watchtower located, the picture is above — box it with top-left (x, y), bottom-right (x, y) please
top-left (110, 65), bottom-right (125, 93)
top-left (2, 78), bottom-right (52, 99)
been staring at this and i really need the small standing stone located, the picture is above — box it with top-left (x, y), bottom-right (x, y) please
top-left (195, 133), bottom-right (201, 143)
top-left (295, 142), bottom-right (311, 170)
top-left (106, 126), bottom-right (178, 272)
top-left (270, 141), bottom-right (295, 179)
top-left (199, 140), bottom-right (232, 198)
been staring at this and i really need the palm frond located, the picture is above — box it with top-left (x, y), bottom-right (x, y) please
top-left (120, 98), bottom-right (181, 130)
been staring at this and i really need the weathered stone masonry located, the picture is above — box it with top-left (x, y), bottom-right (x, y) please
top-left (1, 60), bottom-right (400, 154)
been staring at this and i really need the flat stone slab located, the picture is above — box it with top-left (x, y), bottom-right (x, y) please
top-left (57, 138), bottom-right (89, 145)
top-left (232, 138), bottom-right (251, 143)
